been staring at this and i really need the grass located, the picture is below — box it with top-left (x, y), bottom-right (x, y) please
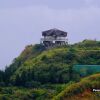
top-left (53, 73), bottom-right (100, 100)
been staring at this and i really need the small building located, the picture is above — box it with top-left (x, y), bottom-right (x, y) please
top-left (40, 28), bottom-right (68, 48)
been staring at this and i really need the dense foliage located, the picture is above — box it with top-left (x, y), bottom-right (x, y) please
top-left (0, 40), bottom-right (100, 100)
top-left (0, 82), bottom-right (73, 100)
top-left (8, 40), bottom-right (100, 86)
top-left (53, 73), bottom-right (100, 100)
top-left (4, 44), bottom-right (45, 85)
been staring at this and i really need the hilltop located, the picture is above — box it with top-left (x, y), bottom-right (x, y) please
top-left (6, 40), bottom-right (100, 85)
top-left (0, 39), bottom-right (100, 100)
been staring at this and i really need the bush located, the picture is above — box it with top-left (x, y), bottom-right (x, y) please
top-left (25, 81), bottom-right (41, 88)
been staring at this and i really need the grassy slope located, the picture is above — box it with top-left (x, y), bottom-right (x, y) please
top-left (53, 73), bottom-right (100, 100)
top-left (10, 45), bottom-right (100, 83)
top-left (6, 40), bottom-right (100, 77)
top-left (4, 44), bottom-right (45, 82)
top-left (10, 47), bottom-right (69, 81)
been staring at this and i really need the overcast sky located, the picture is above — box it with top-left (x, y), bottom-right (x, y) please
top-left (0, 0), bottom-right (100, 69)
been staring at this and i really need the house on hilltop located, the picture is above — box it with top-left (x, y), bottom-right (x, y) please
top-left (40, 28), bottom-right (68, 48)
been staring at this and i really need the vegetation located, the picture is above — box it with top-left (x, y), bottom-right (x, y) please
top-left (0, 39), bottom-right (100, 100)
top-left (53, 73), bottom-right (100, 100)
top-left (0, 82), bottom-right (74, 100)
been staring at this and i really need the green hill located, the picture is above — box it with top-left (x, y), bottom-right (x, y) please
top-left (0, 39), bottom-right (100, 100)
top-left (3, 40), bottom-right (100, 86)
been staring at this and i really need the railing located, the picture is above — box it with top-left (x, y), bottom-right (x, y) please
top-left (41, 37), bottom-right (68, 41)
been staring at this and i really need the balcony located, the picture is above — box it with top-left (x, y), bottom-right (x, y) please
top-left (41, 37), bottom-right (68, 42)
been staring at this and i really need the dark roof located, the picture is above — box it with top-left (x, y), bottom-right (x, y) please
top-left (42, 28), bottom-right (67, 37)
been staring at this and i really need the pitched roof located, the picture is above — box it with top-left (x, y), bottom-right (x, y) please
top-left (42, 28), bottom-right (67, 37)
